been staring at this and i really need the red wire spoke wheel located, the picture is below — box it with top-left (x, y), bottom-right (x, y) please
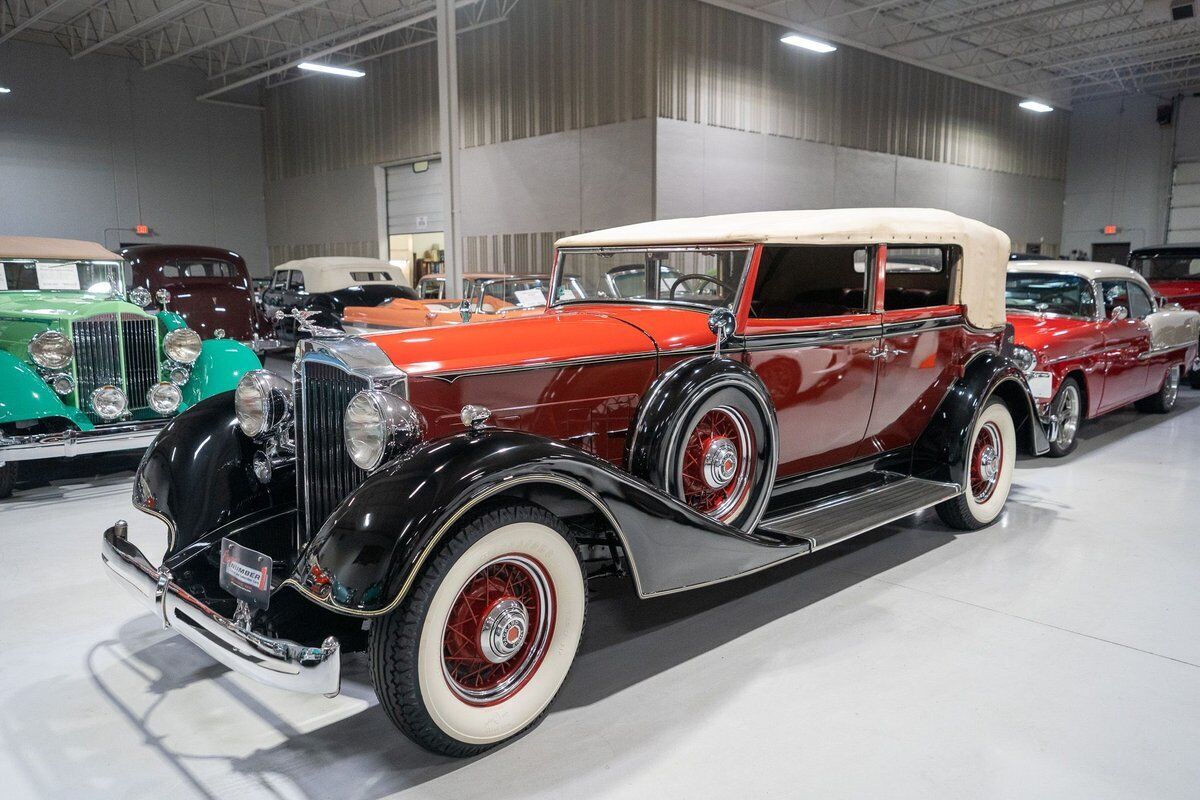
top-left (969, 420), bottom-right (1003, 504)
top-left (678, 405), bottom-right (754, 523)
top-left (441, 554), bottom-right (555, 706)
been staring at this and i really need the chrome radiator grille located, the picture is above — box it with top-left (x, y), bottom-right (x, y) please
top-left (73, 314), bottom-right (160, 422)
top-left (121, 316), bottom-right (159, 407)
top-left (297, 358), bottom-right (370, 540)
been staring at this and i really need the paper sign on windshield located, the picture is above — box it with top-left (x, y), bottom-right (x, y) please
top-left (514, 288), bottom-right (547, 307)
top-left (35, 263), bottom-right (81, 291)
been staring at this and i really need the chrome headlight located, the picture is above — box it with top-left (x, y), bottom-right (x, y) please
top-left (163, 328), bottom-right (202, 364)
top-left (234, 370), bottom-right (293, 438)
top-left (91, 385), bottom-right (128, 421)
top-left (129, 286), bottom-right (152, 308)
top-left (155, 288), bottom-right (172, 306)
top-left (1011, 345), bottom-right (1037, 375)
top-left (344, 389), bottom-right (424, 471)
top-left (28, 330), bottom-right (74, 369)
top-left (147, 382), bottom-right (183, 415)
top-left (49, 373), bottom-right (75, 396)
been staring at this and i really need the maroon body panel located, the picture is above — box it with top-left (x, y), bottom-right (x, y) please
top-left (122, 244), bottom-right (268, 342)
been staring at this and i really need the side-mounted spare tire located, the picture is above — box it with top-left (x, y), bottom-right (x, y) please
top-left (627, 357), bottom-right (778, 533)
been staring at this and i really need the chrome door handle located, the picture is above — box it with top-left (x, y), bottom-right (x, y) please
top-left (867, 345), bottom-right (888, 360)
top-left (867, 344), bottom-right (906, 361)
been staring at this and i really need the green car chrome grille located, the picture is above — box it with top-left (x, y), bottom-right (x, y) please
top-left (72, 314), bottom-right (160, 423)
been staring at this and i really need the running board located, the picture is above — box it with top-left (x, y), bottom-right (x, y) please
top-left (757, 477), bottom-right (961, 552)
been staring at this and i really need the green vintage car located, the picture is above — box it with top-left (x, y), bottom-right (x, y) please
top-left (0, 236), bottom-right (262, 498)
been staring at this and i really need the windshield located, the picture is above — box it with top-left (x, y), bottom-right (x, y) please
top-left (1130, 254), bottom-right (1200, 281)
top-left (472, 277), bottom-right (552, 311)
top-left (1005, 272), bottom-right (1097, 318)
top-left (0, 259), bottom-right (125, 295)
top-left (552, 247), bottom-right (752, 309)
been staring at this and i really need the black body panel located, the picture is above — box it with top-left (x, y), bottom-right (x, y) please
top-left (133, 391), bottom-right (294, 557)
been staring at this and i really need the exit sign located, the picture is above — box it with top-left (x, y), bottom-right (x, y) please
top-left (135, 224), bottom-right (151, 236)
top-left (1102, 224), bottom-right (1119, 235)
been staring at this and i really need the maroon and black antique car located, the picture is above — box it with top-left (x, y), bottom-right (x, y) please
top-left (1006, 261), bottom-right (1200, 457)
top-left (121, 244), bottom-right (276, 352)
top-left (102, 209), bottom-right (1046, 756)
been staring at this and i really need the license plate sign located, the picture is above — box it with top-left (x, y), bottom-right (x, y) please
top-left (219, 538), bottom-right (273, 610)
top-left (1027, 371), bottom-right (1054, 400)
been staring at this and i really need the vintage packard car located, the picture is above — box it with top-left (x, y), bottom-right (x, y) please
top-left (121, 243), bottom-right (278, 352)
top-left (0, 237), bottom-right (260, 498)
top-left (1006, 261), bottom-right (1200, 457)
top-left (261, 257), bottom-right (419, 342)
top-left (102, 209), bottom-right (1047, 756)
top-left (1128, 243), bottom-right (1200, 387)
top-left (342, 273), bottom-right (553, 332)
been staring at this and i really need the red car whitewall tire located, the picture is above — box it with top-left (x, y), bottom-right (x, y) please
top-left (936, 397), bottom-right (1017, 530)
top-left (369, 504), bottom-right (586, 756)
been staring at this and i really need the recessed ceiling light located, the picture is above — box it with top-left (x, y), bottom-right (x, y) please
top-left (297, 62), bottom-right (365, 78)
top-left (780, 34), bottom-right (837, 54)
top-left (0, 87), bottom-right (11, 94)
top-left (1019, 100), bottom-right (1053, 113)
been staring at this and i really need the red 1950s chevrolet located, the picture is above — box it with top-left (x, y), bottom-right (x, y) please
top-left (102, 208), bottom-right (1046, 756)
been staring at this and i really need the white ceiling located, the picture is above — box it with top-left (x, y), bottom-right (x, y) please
top-left (713, 0), bottom-right (1200, 106)
top-left (1, 0), bottom-right (1196, 105)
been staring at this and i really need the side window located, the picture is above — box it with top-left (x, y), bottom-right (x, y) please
top-left (288, 270), bottom-right (305, 291)
top-left (1100, 280), bottom-right (1130, 318)
top-left (1127, 282), bottom-right (1154, 319)
top-left (749, 245), bottom-right (870, 319)
top-left (272, 270), bottom-right (288, 289)
top-left (882, 246), bottom-right (957, 310)
top-left (1079, 281), bottom-right (1098, 319)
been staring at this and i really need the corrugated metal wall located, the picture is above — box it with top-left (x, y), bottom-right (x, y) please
top-left (263, 43), bottom-right (439, 182)
top-left (462, 230), bottom-right (578, 274)
top-left (268, 240), bottom-right (379, 266)
top-left (261, 0), bottom-right (1070, 261)
top-left (655, 0), bottom-right (1069, 181)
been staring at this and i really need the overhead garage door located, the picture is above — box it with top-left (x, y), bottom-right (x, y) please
top-left (1168, 161), bottom-right (1200, 244)
top-left (385, 160), bottom-right (443, 235)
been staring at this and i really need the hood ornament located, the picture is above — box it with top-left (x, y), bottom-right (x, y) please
top-left (275, 309), bottom-right (343, 338)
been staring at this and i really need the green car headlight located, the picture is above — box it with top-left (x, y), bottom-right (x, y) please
top-left (163, 328), bottom-right (202, 364)
top-left (28, 330), bottom-right (74, 370)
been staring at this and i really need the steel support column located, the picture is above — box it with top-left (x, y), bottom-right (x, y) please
top-left (436, 0), bottom-right (461, 289)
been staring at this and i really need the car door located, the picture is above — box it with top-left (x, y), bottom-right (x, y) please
top-left (1096, 279), bottom-right (1151, 411)
top-left (742, 244), bottom-right (881, 478)
top-left (860, 245), bottom-right (965, 456)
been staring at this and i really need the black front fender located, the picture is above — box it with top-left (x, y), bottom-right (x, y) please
top-left (134, 391), bottom-right (294, 557)
top-left (912, 351), bottom-right (1050, 485)
top-left (288, 430), bottom-right (808, 617)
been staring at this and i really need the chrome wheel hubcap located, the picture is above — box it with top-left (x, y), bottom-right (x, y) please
top-left (479, 598), bottom-right (529, 664)
top-left (702, 438), bottom-right (739, 490)
top-left (1052, 385), bottom-right (1080, 448)
top-left (1165, 368), bottom-right (1180, 407)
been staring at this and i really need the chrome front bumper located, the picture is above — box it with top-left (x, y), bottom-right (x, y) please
top-left (0, 420), bottom-right (168, 463)
top-left (101, 522), bottom-right (341, 697)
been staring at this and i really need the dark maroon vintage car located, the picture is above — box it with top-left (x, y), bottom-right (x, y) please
top-left (121, 244), bottom-right (277, 352)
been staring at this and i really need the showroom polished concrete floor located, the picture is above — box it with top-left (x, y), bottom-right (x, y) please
top-left (3, 395), bottom-right (1200, 799)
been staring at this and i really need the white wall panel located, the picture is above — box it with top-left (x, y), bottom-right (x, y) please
top-left (657, 119), bottom-right (1064, 252)
top-left (0, 40), bottom-right (268, 272)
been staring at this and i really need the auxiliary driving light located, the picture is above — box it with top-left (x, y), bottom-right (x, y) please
top-left (147, 382), bottom-right (183, 415)
top-left (91, 385), bottom-right (128, 421)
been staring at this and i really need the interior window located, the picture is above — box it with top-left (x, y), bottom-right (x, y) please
top-left (288, 270), bottom-right (305, 290)
top-left (881, 246), bottom-right (957, 310)
top-left (1127, 282), bottom-right (1154, 319)
top-left (749, 245), bottom-right (869, 319)
top-left (1100, 280), bottom-right (1130, 318)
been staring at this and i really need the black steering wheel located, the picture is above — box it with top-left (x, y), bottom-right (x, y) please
top-left (668, 273), bottom-right (735, 300)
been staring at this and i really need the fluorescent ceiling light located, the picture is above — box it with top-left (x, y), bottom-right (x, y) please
top-left (297, 62), bottom-right (365, 78)
top-left (780, 34), bottom-right (837, 53)
top-left (1019, 100), bottom-right (1053, 113)
top-left (0, 87), bottom-right (11, 94)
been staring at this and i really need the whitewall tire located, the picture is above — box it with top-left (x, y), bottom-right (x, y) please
top-left (936, 397), bottom-right (1017, 530)
top-left (369, 504), bottom-right (586, 756)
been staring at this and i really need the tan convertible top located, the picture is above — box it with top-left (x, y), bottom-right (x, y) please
top-left (556, 208), bottom-right (1011, 329)
top-left (0, 236), bottom-right (121, 262)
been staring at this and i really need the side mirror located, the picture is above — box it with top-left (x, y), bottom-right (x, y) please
top-left (1109, 306), bottom-right (1129, 322)
top-left (707, 307), bottom-right (736, 357)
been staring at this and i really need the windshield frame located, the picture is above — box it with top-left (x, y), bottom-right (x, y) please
top-left (0, 258), bottom-right (126, 297)
top-left (1004, 270), bottom-right (1100, 321)
top-left (549, 244), bottom-right (756, 313)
